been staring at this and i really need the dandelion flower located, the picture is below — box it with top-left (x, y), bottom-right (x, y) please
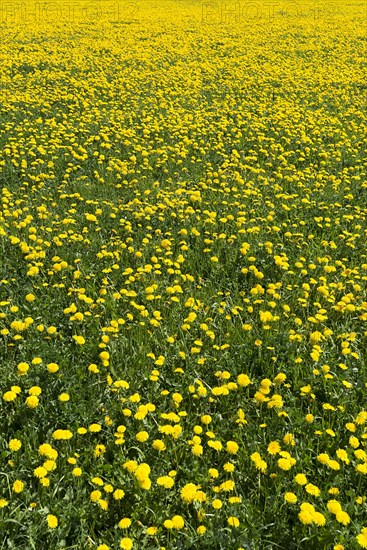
top-left (47, 514), bottom-right (58, 529)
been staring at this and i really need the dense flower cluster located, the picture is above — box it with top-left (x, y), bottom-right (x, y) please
top-left (0, 1), bottom-right (367, 548)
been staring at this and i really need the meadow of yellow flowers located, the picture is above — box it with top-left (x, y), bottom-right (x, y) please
top-left (1, 0), bottom-right (367, 548)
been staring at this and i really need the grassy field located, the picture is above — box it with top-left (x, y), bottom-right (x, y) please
top-left (1, 0), bottom-right (367, 548)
